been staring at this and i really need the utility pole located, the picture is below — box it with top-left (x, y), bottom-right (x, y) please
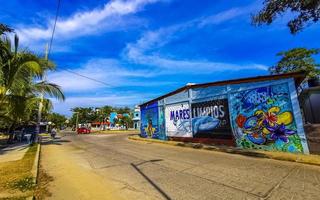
top-left (35, 44), bottom-right (48, 143)
top-left (75, 112), bottom-right (79, 132)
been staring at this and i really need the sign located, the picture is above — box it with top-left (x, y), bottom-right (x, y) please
top-left (191, 99), bottom-right (232, 138)
top-left (165, 102), bottom-right (192, 137)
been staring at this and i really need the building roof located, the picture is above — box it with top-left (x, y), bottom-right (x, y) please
top-left (139, 71), bottom-right (306, 107)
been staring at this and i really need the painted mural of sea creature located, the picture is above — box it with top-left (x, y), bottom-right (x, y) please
top-left (177, 120), bottom-right (192, 133)
top-left (241, 87), bottom-right (270, 110)
top-left (231, 84), bottom-right (304, 153)
top-left (192, 116), bottom-right (220, 135)
top-left (235, 106), bottom-right (295, 145)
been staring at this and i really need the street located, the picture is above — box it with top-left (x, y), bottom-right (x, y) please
top-left (40, 132), bottom-right (320, 200)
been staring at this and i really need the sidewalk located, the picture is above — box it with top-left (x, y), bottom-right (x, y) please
top-left (128, 135), bottom-right (320, 167)
top-left (38, 135), bottom-right (123, 199)
top-left (0, 142), bottom-right (29, 162)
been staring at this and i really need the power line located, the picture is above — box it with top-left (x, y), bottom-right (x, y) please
top-left (44, 0), bottom-right (114, 88)
top-left (48, 0), bottom-right (61, 59)
top-left (61, 68), bottom-right (114, 87)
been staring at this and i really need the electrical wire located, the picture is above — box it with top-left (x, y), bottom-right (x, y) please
top-left (48, 0), bottom-right (61, 59)
top-left (61, 69), bottom-right (114, 87)
top-left (44, 0), bottom-right (116, 88)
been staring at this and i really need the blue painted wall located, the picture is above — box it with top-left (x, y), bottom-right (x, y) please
top-left (140, 78), bottom-right (309, 154)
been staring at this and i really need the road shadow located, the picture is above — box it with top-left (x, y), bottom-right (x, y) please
top-left (0, 142), bottom-right (29, 155)
top-left (41, 137), bottom-right (71, 146)
top-left (131, 159), bottom-right (172, 200)
top-left (176, 142), bottom-right (268, 159)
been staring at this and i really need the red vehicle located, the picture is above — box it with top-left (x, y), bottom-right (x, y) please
top-left (77, 127), bottom-right (91, 134)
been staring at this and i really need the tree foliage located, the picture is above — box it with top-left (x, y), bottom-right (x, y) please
top-left (70, 106), bottom-right (133, 126)
top-left (270, 48), bottom-right (320, 77)
top-left (0, 23), bottom-right (65, 134)
top-left (252, 0), bottom-right (320, 34)
top-left (119, 116), bottom-right (133, 129)
top-left (47, 112), bottom-right (67, 128)
top-left (0, 23), bottom-right (13, 35)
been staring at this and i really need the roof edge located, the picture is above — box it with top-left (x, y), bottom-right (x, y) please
top-left (139, 71), bottom-right (306, 107)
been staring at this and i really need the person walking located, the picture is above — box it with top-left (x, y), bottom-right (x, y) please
top-left (51, 127), bottom-right (57, 139)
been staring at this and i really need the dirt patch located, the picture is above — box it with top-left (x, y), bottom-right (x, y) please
top-left (0, 144), bottom-right (38, 199)
top-left (33, 165), bottom-right (53, 200)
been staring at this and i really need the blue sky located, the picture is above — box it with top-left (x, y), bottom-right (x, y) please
top-left (1, 0), bottom-right (319, 116)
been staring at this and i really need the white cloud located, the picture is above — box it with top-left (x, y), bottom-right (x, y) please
top-left (51, 91), bottom-right (159, 116)
top-left (199, 8), bottom-right (247, 27)
top-left (47, 58), bottom-right (174, 92)
top-left (124, 6), bottom-right (269, 73)
top-left (198, 2), bottom-right (258, 27)
top-left (17, 0), bottom-right (164, 45)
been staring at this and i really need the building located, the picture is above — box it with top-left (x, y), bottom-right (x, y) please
top-left (299, 79), bottom-right (320, 124)
top-left (139, 72), bottom-right (311, 154)
top-left (133, 105), bottom-right (140, 130)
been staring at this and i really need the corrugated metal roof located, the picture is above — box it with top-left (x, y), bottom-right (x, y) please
top-left (139, 71), bottom-right (306, 107)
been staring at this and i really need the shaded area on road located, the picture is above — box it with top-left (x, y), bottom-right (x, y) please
top-left (131, 159), bottom-right (171, 200)
top-left (39, 131), bottom-right (320, 200)
top-left (40, 136), bottom-right (71, 146)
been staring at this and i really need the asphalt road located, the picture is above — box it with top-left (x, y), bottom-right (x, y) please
top-left (49, 132), bottom-right (320, 200)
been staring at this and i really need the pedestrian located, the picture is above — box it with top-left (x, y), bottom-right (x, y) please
top-left (51, 127), bottom-right (57, 139)
top-left (30, 131), bottom-right (35, 144)
top-left (21, 127), bottom-right (25, 142)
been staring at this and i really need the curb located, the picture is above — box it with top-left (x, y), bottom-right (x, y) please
top-left (28, 143), bottom-right (41, 200)
top-left (31, 143), bottom-right (41, 183)
top-left (128, 135), bottom-right (320, 167)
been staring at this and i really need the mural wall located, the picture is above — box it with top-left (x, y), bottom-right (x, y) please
top-left (139, 78), bottom-right (309, 153)
top-left (165, 102), bottom-right (192, 137)
top-left (158, 105), bottom-right (167, 140)
top-left (140, 102), bottom-right (160, 139)
top-left (229, 83), bottom-right (304, 153)
top-left (191, 98), bottom-right (232, 139)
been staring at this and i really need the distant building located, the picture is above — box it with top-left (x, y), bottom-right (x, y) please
top-left (299, 78), bottom-right (320, 124)
top-left (133, 105), bottom-right (140, 130)
top-left (110, 112), bottom-right (118, 126)
top-left (122, 113), bottom-right (130, 118)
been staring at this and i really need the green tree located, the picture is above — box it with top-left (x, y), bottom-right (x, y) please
top-left (47, 112), bottom-right (67, 129)
top-left (270, 48), bottom-right (320, 78)
top-left (70, 107), bottom-right (97, 125)
top-left (252, 0), bottom-right (320, 34)
top-left (114, 106), bottom-right (131, 114)
top-left (0, 23), bottom-right (13, 34)
top-left (0, 23), bottom-right (65, 141)
top-left (100, 105), bottom-right (113, 117)
top-left (119, 116), bottom-right (133, 130)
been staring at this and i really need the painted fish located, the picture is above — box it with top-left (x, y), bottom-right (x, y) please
top-left (242, 87), bottom-right (270, 109)
top-left (192, 116), bottom-right (220, 134)
top-left (247, 133), bottom-right (266, 145)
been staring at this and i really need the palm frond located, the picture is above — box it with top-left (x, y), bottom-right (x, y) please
top-left (33, 81), bottom-right (65, 101)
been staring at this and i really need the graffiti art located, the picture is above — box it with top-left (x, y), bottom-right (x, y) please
top-left (140, 102), bottom-right (160, 139)
top-left (191, 99), bottom-right (232, 138)
top-left (158, 105), bottom-right (167, 140)
top-left (229, 83), bottom-right (303, 153)
top-left (165, 102), bottom-right (192, 137)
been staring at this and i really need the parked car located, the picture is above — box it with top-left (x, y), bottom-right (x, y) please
top-left (77, 127), bottom-right (91, 134)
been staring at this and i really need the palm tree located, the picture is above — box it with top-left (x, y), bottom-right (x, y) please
top-left (0, 23), bottom-right (65, 142)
